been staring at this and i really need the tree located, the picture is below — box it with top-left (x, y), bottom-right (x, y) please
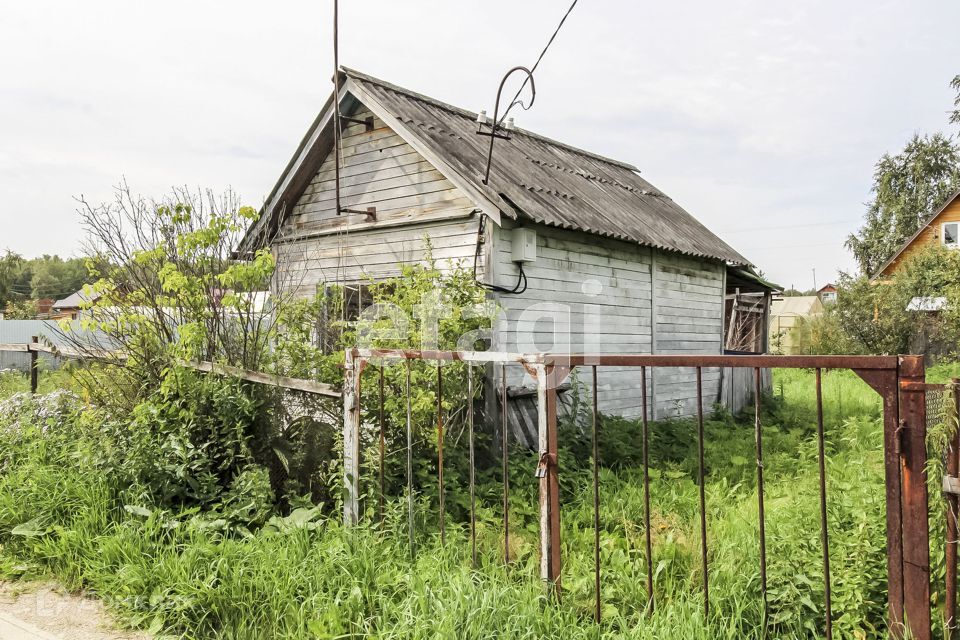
top-left (28, 255), bottom-right (88, 299)
top-left (845, 133), bottom-right (960, 275)
top-left (0, 251), bottom-right (25, 308)
top-left (5, 299), bottom-right (39, 320)
top-left (952, 75), bottom-right (960, 126)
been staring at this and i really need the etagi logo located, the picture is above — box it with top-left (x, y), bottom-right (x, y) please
top-left (352, 277), bottom-right (610, 376)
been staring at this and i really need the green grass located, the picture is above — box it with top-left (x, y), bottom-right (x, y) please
top-left (0, 367), bottom-right (78, 396)
top-left (0, 368), bottom-right (947, 639)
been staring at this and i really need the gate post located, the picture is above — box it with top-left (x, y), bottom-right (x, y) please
top-left (343, 349), bottom-right (361, 526)
top-left (946, 378), bottom-right (960, 639)
top-left (29, 336), bottom-right (38, 394)
top-left (899, 355), bottom-right (930, 639)
top-left (536, 362), bottom-right (565, 595)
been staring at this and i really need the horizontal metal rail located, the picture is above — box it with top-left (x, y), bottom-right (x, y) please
top-left (350, 348), bottom-right (898, 371)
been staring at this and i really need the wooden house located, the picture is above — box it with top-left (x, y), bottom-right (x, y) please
top-left (817, 284), bottom-right (837, 304)
top-left (237, 68), bottom-right (772, 430)
top-left (874, 189), bottom-right (960, 279)
top-left (51, 289), bottom-right (99, 321)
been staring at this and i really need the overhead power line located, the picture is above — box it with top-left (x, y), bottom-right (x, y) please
top-left (500, 0), bottom-right (580, 126)
top-left (717, 219), bottom-right (861, 234)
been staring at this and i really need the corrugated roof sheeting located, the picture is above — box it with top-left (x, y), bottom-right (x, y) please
top-left (349, 69), bottom-right (751, 266)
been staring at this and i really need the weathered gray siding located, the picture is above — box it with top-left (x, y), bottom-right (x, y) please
top-left (490, 221), bottom-right (723, 420)
top-left (273, 108), bottom-right (481, 295)
top-left (650, 252), bottom-right (724, 419)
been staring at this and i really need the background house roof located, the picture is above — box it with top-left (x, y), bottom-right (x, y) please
top-left (52, 289), bottom-right (98, 310)
top-left (770, 295), bottom-right (823, 318)
top-left (242, 68), bottom-right (752, 267)
top-left (873, 188), bottom-right (960, 279)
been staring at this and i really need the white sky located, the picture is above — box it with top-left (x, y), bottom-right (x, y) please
top-left (1, 0), bottom-right (958, 289)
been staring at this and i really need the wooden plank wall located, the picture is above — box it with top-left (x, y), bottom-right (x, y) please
top-left (651, 252), bottom-right (724, 419)
top-left (719, 366), bottom-right (772, 416)
top-left (491, 221), bottom-right (724, 420)
top-left (273, 107), bottom-right (482, 294)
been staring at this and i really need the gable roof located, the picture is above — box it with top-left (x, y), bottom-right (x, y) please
top-left (239, 67), bottom-right (751, 266)
top-left (52, 289), bottom-right (99, 310)
top-left (770, 296), bottom-right (823, 318)
top-left (872, 188), bottom-right (960, 279)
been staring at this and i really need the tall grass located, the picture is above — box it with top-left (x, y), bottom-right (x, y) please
top-left (0, 368), bottom-right (946, 638)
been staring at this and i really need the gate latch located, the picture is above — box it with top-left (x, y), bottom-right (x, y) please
top-left (535, 452), bottom-right (555, 478)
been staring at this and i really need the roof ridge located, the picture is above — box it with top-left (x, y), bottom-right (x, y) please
top-left (340, 66), bottom-right (639, 172)
top-left (871, 187), bottom-right (960, 279)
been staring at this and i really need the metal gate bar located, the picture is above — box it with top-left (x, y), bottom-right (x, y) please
top-left (695, 366), bottom-right (709, 619)
top-left (815, 369), bottom-right (833, 639)
top-left (754, 367), bottom-right (769, 629)
top-left (640, 366), bottom-right (654, 612)
top-left (343, 349), bottom-right (928, 639)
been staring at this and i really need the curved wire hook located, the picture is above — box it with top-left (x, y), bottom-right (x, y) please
top-left (481, 66), bottom-right (536, 185)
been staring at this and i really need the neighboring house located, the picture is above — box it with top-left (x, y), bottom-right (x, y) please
top-left (769, 296), bottom-right (824, 354)
top-left (237, 67), bottom-right (773, 428)
top-left (874, 189), bottom-right (960, 279)
top-left (817, 283), bottom-right (837, 304)
top-left (51, 289), bottom-right (100, 321)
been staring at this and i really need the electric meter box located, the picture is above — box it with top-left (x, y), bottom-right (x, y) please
top-left (511, 228), bottom-right (537, 263)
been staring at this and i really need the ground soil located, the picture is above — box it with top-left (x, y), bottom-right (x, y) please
top-left (0, 581), bottom-right (150, 640)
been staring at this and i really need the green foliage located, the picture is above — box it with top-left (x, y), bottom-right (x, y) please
top-left (951, 75), bottom-right (960, 126)
top-left (98, 368), bottom-right (264, 510)
top-left (845, 132), bottom-right (960, 276)
top-left (799, 244), bottom-right (960, 356)
top-left (27, 254), bottom-right (90, 300)
top-left (4, 298), bottom-right (39, 319)
top-left (0, 251), bottom-right (92, 310)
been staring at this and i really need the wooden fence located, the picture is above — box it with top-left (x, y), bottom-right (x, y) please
top-left (0, 338), bottom-right (340, 398)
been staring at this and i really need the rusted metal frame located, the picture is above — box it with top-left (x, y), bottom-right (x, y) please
top-left (351, 348), bottom-right (543, 365)
top-left (898, 355), bottom-right (931, 640)
top-left (591, 366), bottom-right (602, 623)
top-left (545, 354), bottom-right (898, 370)
top-left (853, 366), bottom-right (904, 632)
top-left (899, 381), bottom-right (948, 392)
top-left (640, 366), bottom-right (654, 612)
top-left (815, 369), bottom-right (833, 640)
top-left (696, 367), bottom-right (709, 619)
top-left (502, 362), bottom-right (510, 564)
top-left (468, 363), bottom-right (477, 568)
top-left (947, 379), bottom-right (960, 639)
top-left (379, 366), bottom-right (386, 525)
top-left (537, 362), bottom-right (568, 597)
top-left (754, 367), bottom-right (769, 631)
top-left (353, 350), bottom-right (897, 371)
top-left (406, 360), bottom-right (415, 558)
top-left (437, 363), bottom-right (445, 545)
top-left (342, 350), bottom-right (365, 526)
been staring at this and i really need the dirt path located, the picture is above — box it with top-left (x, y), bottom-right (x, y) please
top-left (0, 582), bottom-right (149, 640)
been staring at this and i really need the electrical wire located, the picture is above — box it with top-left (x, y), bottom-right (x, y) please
top-left (472, 214), bottom-right (528, 295)
top-left (498, 0), bottom-right (579, 127)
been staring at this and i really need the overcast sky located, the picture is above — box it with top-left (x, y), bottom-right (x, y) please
top-left (2, 0), bottom-right (958, 289)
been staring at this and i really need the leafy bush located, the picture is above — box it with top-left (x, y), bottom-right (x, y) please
top-left (798, 244), bottom-right (960, 357)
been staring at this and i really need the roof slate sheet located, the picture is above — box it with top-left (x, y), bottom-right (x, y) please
top-left (345, 68), bottom-right (751, 266)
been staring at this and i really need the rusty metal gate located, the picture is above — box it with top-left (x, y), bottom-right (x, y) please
top-left (342, 350), bottom-right (938, 638)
